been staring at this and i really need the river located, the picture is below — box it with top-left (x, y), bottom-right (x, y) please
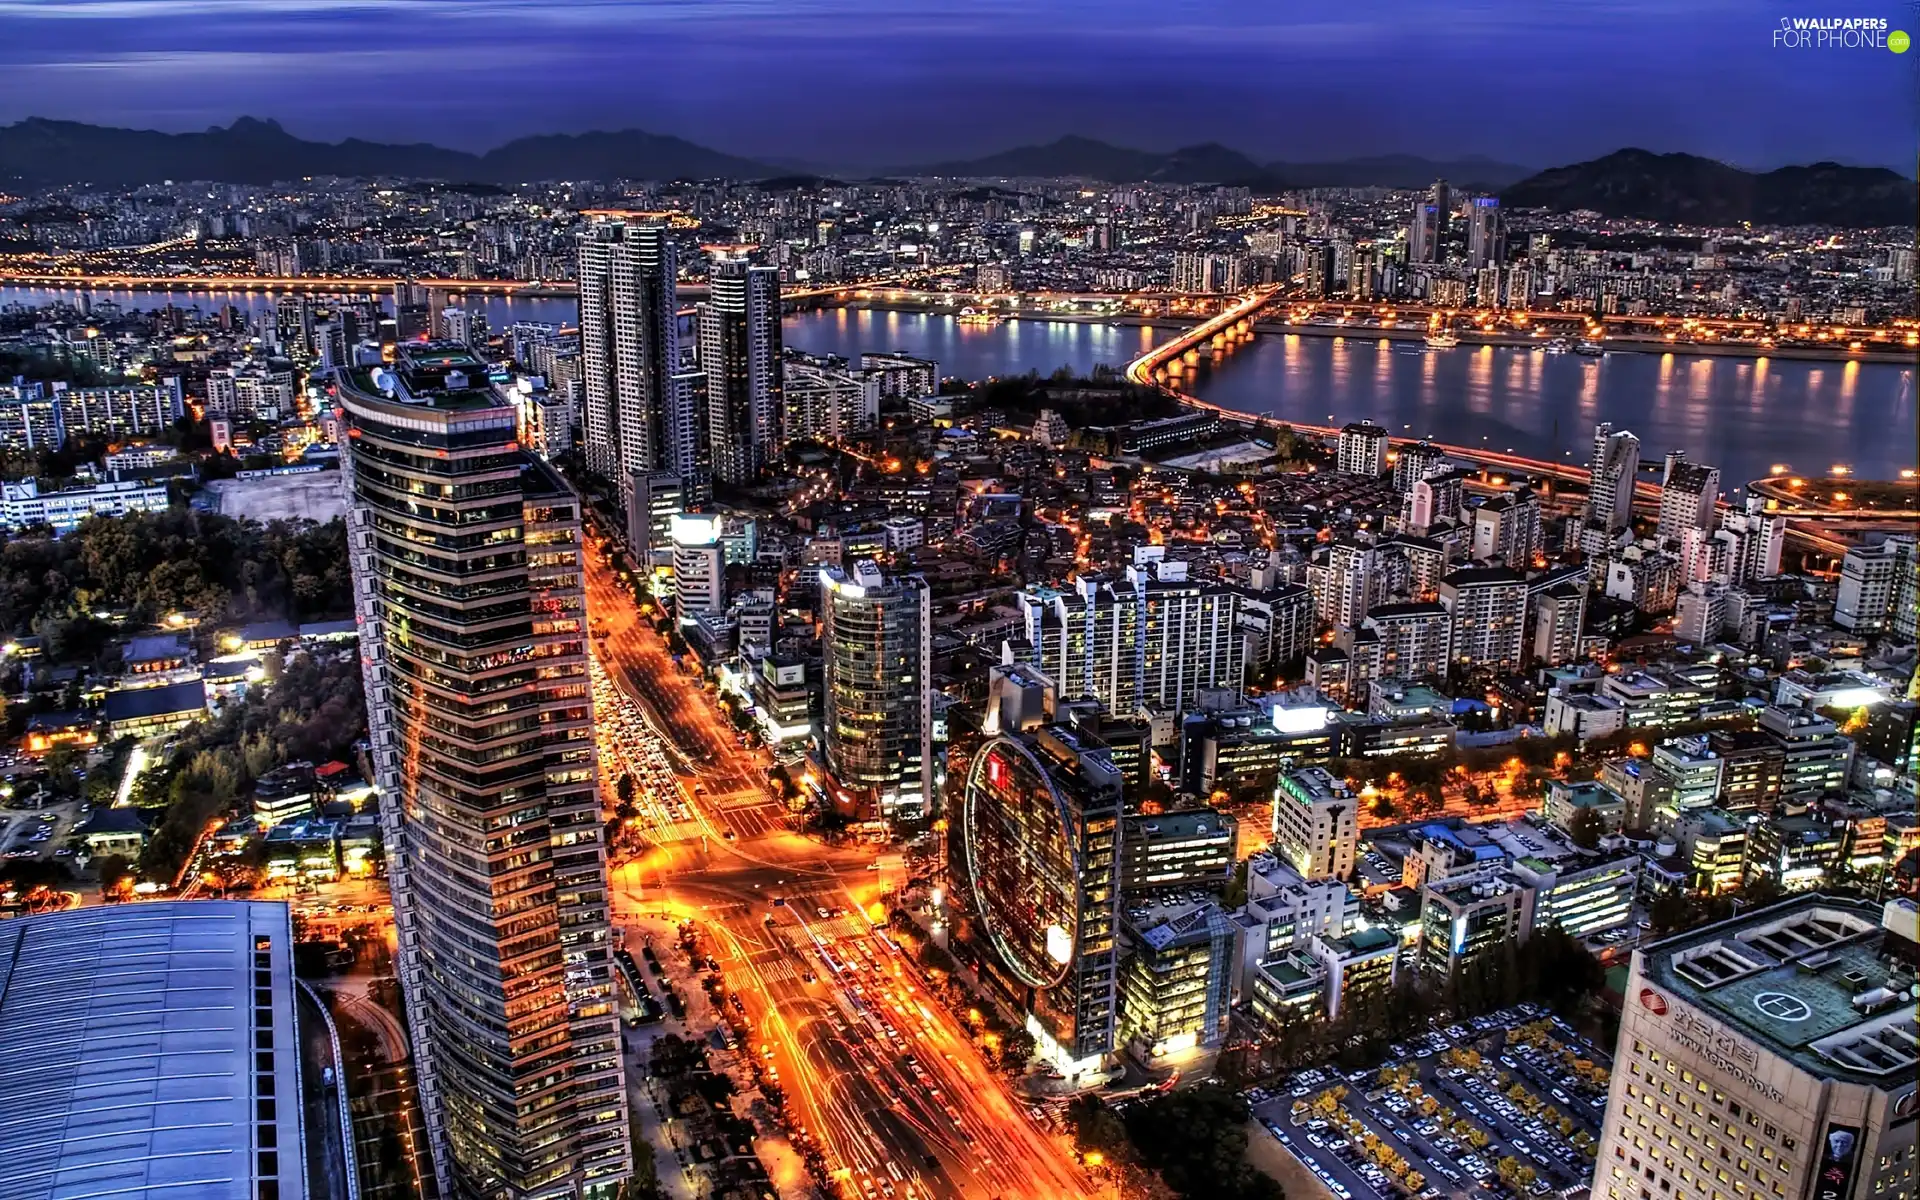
top-left (6, 285), bottom-right (1913, 486)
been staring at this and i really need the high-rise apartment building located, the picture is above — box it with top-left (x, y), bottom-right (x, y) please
top-left (821, 560), bottom-right (932, 824)
top-left (1021, 554), bottom-right (1244, 717)
top-left (1439, 565), bottom-right (1530, 677)
top-left (1337, 421), bottom-right (1391, 476)
top-left (1471, 488), bottom-right (1542, 569)
top-left (1589, 422), bottom-right (1643, 534)
top-left (578, 221), bottom-right (701, 515)
top-left (1530, 581), bottom-right (1589, 667)
top-left (700, 253), bottom-right (783, 485)
top-left (337, 343), bottom-right (629, 1200)
top-left (1319, 539), bottom-right (1379, 630)
top-left (1597, 898), bottom-right (1918, 1200)
top-left (1658, 453), bottom-right (1721, 542)
top-left (1271, 767), bottom-right (1360, 881)
top-left (1834, 536), bottom-right (1916, 634)
top-left (1362, 601), bottom-right (1452, 682)
top-left (1394, 440), bottom-right (1445, 493)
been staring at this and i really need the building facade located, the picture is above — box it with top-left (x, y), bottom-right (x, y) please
top-left (821, 561), bottom-right (932, 824)
top-left (336, 343), bottom-right (629, 1199)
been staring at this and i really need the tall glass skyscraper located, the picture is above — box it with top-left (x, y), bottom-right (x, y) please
top-left (336, 342), bottom-right (630, 1200)
top-left (699, 252), bottom-right (783, 484)
top-left (820, 560), bottom-right (931, 824)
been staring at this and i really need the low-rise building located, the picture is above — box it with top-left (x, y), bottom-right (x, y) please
top-left (102, 679), bottom-right (207, 739)
top-left (1117, 897), bottom-right (1237, 1062)
top-left (1120, 809), bottom-right (1236, 894)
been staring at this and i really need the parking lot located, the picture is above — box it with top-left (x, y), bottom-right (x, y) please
top-left (1248, 1003), bottom-right (1613, 1200)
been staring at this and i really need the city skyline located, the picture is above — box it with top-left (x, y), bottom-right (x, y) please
top-left (0, 0), bottom-right (1911, 172)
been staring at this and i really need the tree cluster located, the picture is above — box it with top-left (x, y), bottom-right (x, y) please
top-left (137, 652), bottom-right (366, 883)
top-left (1066, 1084), bottom-right (1284, 1200)
top-left (0, 509), bottom-right (354, 660)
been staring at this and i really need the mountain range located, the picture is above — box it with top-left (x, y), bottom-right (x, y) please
top-left (903, 136), bottom-right (1533, 189)
top-left (1498, 148), bottom-right (1915, 228)
top-left (0, 118), bottom-right (1907, 227)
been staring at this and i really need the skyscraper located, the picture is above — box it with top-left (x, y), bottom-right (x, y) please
top-left (961, 725), bottom-right (1122, 1079)
top-left (1408, 202), bottom-right (1440, 264)
top-left (1588, 422), bottom-right (1643, 533)
top-left (1466, 197), bottom-right (1504, 268)
top-left (821, 560), bottom-right (932, 824)
top-left (578, 221), bottom-right (701, 514)
top-left (700, 252), bottom-right (783, 485)
top-left (337, 343), bottom-right (630, 1200)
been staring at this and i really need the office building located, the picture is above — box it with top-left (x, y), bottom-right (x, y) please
top-left (1309, 928), bottom-right (1400, 1019)
top-left (1338, 421), bottom-right (1391, 477)
top-left (578, 221), bottom-right (701, 514)
top-left (1118, 898), bottom-right (1237, 1061)
top-left (1511, 854), bottom-right (1639, 937)
top-left (1120, 809), bottom-right (1237, 894)
top-left (0, 901), bottom-right (309, 1200)
top-left (336, 343), bottom-right (630, 1199)
top-left (1439, 566), bottom-right (1529, 677)
top-left (821, 561), bottom-right (932, 824)
top-left (1418, 871), bottom-right (1535, 981)
top-left (670, 512), bottom-right (727, 623)
top-left (1658, 454), bottom-right (1721, 542)
top-left (1466, 197), bottom-right (1504, 268)
top-left (1589, 423), bottom-right (1643, 534)
top-left (1271, 766), bottom-right (1360, 881)
top-left (700, 253), bottom-right (783, 484)
top-left (1596, 898), bottom-right (1919, 1200)
top-left (1758, 706), bottom-right (1854, 800)
top-left (961, 726), bottom-right (1123, 1079)
top-left (0, 476), bottom-right (169, 534)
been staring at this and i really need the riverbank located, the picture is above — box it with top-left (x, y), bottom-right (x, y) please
top-left (1246, 320), bottom-right (1914, 365)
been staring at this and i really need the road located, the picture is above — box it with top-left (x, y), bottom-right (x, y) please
top-left (583, 533), bottom-right (1093, 1200)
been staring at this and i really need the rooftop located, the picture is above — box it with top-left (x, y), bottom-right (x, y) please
top-left (0, 901), bottom-right (308, 1200)
top-left (1642, 895), bottom-right (1918, 1086)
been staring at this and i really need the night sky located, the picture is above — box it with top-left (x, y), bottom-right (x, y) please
top-left (0, 0), bottom-right (1912, 172)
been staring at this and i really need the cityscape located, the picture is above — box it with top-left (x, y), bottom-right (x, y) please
top-left (0, 7), bottom-right (1916, 1200)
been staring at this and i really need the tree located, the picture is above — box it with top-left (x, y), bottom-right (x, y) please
top-left (1567, 805), bottom-right (1604, 850)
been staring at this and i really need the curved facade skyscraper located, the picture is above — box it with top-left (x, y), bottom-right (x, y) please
top-left (820, 560), bottom-right (931, 825)
top-left (336, 342), bottom-right (629, 1200)
top-left (959, 727), bottom-right (1122, 1079)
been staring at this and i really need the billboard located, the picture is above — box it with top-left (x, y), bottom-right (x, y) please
top-left (1814, 1123), bottom-right (1859, 1200)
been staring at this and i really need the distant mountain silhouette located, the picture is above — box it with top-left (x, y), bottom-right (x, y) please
top-left (902, 137), bottom-right (1534, 189)
top-left (1268, 154), bottom-right (1533, 190)
top-left (1501, 148), bottom-right (1915, 228)
top-left (0, 116), bottom-right (773, 185)
top-left (908, 136), bottom-right (1276, 185)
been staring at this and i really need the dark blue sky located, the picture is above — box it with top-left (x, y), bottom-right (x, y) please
top-left (0, 0), bottom-right (1912, 170)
